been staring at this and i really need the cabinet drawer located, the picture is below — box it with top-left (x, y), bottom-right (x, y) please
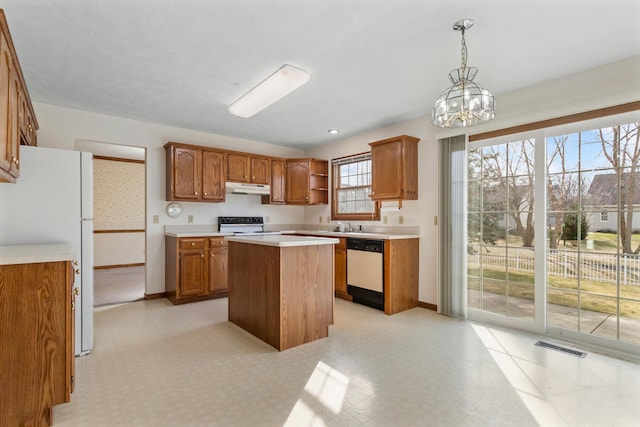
top-left (179, 238), bottom-right (206, 250)
top-left (209, 237), bottom-right (228, 248)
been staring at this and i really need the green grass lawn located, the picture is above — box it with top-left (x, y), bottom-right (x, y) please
top-left (467, 266), bottom-right (640, 318)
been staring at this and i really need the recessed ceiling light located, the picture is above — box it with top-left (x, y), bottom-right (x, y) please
top-left (328, 129), bottom-right (341, 135)
top-left (228, 64), bottom-right (310, 118)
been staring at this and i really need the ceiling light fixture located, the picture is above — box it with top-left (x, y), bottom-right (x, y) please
top-left (228, 64), bottom-right (310, 118)
top-left (432, 19), bottom-right (495, 128)
top-left (327, 129), bottom-right (341, 135)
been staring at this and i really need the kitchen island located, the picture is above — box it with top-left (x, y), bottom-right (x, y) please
top-left (226, 234), bottom-right (338, 351)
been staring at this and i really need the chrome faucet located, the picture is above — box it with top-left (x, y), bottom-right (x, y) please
top-left (346, 222), bottom-right (353, 232)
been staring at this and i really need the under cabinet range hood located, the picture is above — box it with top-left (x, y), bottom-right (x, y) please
top-left (225, 181), bottom-right (271, 195)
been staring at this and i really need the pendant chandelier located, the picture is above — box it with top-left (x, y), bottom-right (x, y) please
top-left (432, 19), bottom-right (495, 128)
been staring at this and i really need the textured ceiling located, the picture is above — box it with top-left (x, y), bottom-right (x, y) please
top-left (3, 0), bottom-right (640, 148)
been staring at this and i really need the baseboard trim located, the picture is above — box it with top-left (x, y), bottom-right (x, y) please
top-left (94, 263), bottom-right (145, 270)
top-left (418, 301), bottom-right (437, 312)
top-left (144, 292), bottom-right (167, 300)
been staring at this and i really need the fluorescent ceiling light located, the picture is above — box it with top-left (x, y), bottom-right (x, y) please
top-left (228, 64), bottom-right (310, 118)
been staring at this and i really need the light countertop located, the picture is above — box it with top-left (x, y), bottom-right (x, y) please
top-left (164, 225), bottom-right (419, 240)
top-left (164, 225), bottom-right (233, 237)
top-left (226, 234), bottom-right (339, 247)
top-left (281, 230), bottom-right (419, 240)
top-left (0, 244), bottom-right (76, 266)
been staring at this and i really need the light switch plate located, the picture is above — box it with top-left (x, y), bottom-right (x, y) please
top-left (188, 215), bottom-right (194, 224)
top-left (399, 215), bottom-right (404, 224)
top-left (383, 216), bottom-right (388, 224)
top-left (265, 216), bottom-right (270, 223)
top-left (152, 215), bottom-right (159, 224)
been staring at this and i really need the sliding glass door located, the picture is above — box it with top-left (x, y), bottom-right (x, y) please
top-left (467, 139), bottom-right (536, 321)
top-left (466, 114), bottom-right (640, 350)
top-left (546, 122), bottom-right (640, 346)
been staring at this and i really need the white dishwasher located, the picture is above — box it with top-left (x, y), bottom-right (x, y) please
top-left (347, 238), bottom-right (384, 310)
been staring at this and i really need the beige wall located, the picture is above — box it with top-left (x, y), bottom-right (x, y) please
top-left (93, 158), bottom-right (146, 267)
top-left (32, 55), bottom-right (640, 302)
top-left (94, 159), bottom-right (145, 230)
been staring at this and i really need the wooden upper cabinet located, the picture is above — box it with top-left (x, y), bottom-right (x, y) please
top-left (202, 150), bottom-right (225, 201)
top-left (369, 135), bottom-right (420, 203)
top-left (226, 152), bottom-right (250, 182)
top-left (227, 153), bottom-right (270, 184)
top-left (170, 145), bottom-right (201, 200)
top-left (0, 10), bottom-right (38, 183)
top-left (286, 160), bottom-right (310, 204)
top-left (165, 142), bottom-right (225, 202)
top-left (262, 158), bottom-right (286, 205)
top-left (285, 159), bottom-right (328, 205)
top-left (249, 156), bottom-right (270, 184)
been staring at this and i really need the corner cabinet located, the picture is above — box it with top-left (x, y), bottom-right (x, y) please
top-left (285, 158), bottom-right (328, 205)
top-left (165, 236), bottom-right (229, 304)
top-left (0, 259), bottom-right (75, 426)
top-left (165, 142), bottom-right (226, 202)
top-left (0, 9), bottom-right (39, 183)
top-left (369, 135), bottom-right (420, 206)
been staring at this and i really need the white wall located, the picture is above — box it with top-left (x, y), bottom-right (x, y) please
top-left (33, 103), bottom-right (305, 295)
top-left (304, 118), bottom-right (440, 304)
top-left (32, 55), bottom-right (640, 304)
top-left (306, 55), bottom-right (640, 307)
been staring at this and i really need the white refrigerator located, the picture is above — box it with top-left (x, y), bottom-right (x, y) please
top-left (0, 145), bottom-right (94, 356)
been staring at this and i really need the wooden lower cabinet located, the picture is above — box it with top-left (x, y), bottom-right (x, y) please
top-left (208, 238), bottom-right (228, 293)
top-left (292, 233), bottom-right (418, 313)
top-left (334, 237), bottom-right (351, 301)
top-left (165, 236), bottom-right (229, 304)
top-left (0, 260), bottom-right (75, 426)
top-left (384, 238), bottom-right (419, 315)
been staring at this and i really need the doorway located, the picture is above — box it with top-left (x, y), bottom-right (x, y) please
top-left (75, 139), bottom-right (146, 306)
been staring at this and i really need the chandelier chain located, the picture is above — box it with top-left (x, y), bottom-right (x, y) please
top-left (460, 28), bottom-right (467, 71)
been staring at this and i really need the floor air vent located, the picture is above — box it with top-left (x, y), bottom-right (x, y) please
top-left (535, 341), bottom-right (587, 358)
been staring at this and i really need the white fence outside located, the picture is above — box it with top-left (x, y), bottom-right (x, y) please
top-left (468, 247), bottom-right (640, 285)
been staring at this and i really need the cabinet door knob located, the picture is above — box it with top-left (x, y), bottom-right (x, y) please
top-left (252, 176), bottom-right (255, 180)
top-left (194, 192), bottom-right (198, 196)
top-left (191, 242), bottom-right (195, 246)
top-left (204, 192), bottom-right (207, 196)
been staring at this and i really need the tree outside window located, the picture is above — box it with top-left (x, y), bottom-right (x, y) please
top-left (331, 154), bottom-right (379, 221)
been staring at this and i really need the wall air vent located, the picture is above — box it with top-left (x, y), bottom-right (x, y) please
top-left (535, 340), bottom-right (587, 358)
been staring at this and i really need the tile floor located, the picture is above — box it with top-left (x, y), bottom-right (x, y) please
top-left (52, 298), bottom-right (640, 426)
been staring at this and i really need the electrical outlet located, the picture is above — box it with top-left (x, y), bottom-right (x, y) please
top-left (327, 216), bottom-right (330, 223)
top-left (319, 215), bottom-right (323, 223)
top-left (383, 216), bottom-right (388, 224)
top-left (153, 215), bottom-right (159, 224)
top-left (434, 216), bottom-right (438, 226)
top-left (399, 215), bottom-right (404, 225)
top-left (265, 216), bottom-right (270, 223)
top-left (188, 215), bottom-right (194, 224)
